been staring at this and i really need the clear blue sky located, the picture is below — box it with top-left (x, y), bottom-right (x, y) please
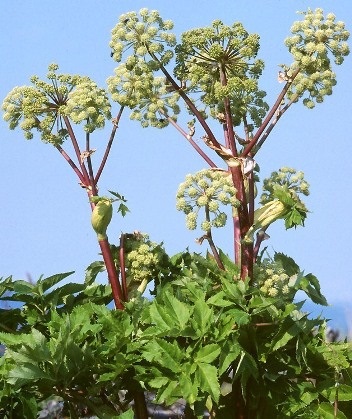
top-left (1, 1), bottom-right (351, 324)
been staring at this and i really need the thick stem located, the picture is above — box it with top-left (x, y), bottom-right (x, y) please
top-left (119, 233), bottom-right (128, 301)
top-left (219, 65), bottom-right (238, 157)
top-left (98, 237), bottom-right (124, 310)
top-left (133, 391), bottom-right (149, 419)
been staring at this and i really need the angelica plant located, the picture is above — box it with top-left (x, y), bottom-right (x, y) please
top-left (106, 7), bottom-right (349, 281)
top-left (2, 64), bottom-right (126, 310)
top-left (1, 7), bottom-right (351, 419)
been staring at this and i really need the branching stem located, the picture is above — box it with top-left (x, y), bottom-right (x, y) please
top-left (95, 106), bottom-right (125, 184)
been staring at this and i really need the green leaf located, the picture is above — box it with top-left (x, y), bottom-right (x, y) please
top-left (313, 402), bottom-right (347, 418)
top-left (8, 363), bottom-right (54, 385)
top-left (148, 301), bottom-right (174, 332)
top-left (207, 291), bottom-right (233, 307)
top-left (13, 281), bottom-right (35, 294)
top-left (194, 344), bottom-right (220, 364)
top-left (195, 362), bottom-right (220, 402)
top-left (219, 340), bottom-right (241, 375)
top-left (143, 338), bottom-right (183, 373)
top-left (162, 291), bottom-right (191, 329)
top-left (156, 380), bottom-right (179, 405)
top-left (274, 252), bottom-right (300, 276)
top-left (36, 271), bottom-right (75, 293)
top-left (117, 408), bottom-right (135, 419)
top-left (191, 299), bottom-right (213, 335)
top-left (85, 261), bottom-right (105, 284)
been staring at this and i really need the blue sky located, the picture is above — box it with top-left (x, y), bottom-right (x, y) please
top-left (1, 1), bottom-right (351, 330)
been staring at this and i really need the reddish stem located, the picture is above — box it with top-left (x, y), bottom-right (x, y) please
top-left (150, 52), bottom-right (222, 150)
top-left (63, 116), bottom-right (90, 185)
top-left (55, 145), bottom-right (86, 184)
top-left (241, 68), bottom-right (300, 157)
top-left (163, 113), bottom-right (217, 167)
top-left (95, 106), bottom-right (124, 184)
top-left (98, 238), bottom-right (124, 310)
top-left (119, 233), bottom-right (128, 301)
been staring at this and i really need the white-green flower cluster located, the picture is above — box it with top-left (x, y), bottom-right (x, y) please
top-left (2, 64), bottom-right (111, 144)
top-left (122, 233), bottom-right (166, 285)
top-left (107, 9), bottom-right (180, 128)
top-left (174, 20), bottom-right (268, 127)
top-left (260, 167), bottom-right (309, 205)
top-left (109, 8), bottom-right (176, 64)
top-left (176, 169), bottom-right (240, 231)
top-left (63, 80), bottom-right (111, 133)
top-left (256, 262), bottom-right (292, 298)
top-left (284, 8), bottom-right (349, 108)
top-left (107, 60), bottom-right (180, 128)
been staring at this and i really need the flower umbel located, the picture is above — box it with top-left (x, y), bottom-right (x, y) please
top-left (2, 64), bottom-right (111, 144)
top-left (284, 8), bottom-right (350, 107)
top-left (176, 169), bottom-right (240, 231)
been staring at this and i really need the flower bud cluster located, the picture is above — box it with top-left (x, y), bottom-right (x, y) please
top-left (121, 232), bottom-right (167, 285)
top-left (174, 20), bottom-right (268, 127)
top-left (284, 8), bottom-right (349, 108)
top-left (260, 167), bottom-right (309, 205)
top-left (256, 262), bottom-right (292, 299)
top-left (63, 80), bottom-right (111, 133)
top-left (108, 9), bottom-right (180, 128)
top-left (176, 169), bottom-right (240, 231)
top-left (107, 62), bottom-right (180, 128)
top-left (2, 64), bottom-right (111, 144)
top-left (109, 8), bottom-right (176, 64)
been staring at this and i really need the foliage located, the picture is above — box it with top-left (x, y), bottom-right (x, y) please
top-left (1, 6), bottom-right (351, 419)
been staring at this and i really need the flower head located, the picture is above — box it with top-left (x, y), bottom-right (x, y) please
top-left (176, 169), bottom-right (239, 232)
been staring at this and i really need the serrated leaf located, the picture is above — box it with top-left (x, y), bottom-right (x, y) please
top-left (219, 341), bottom-right (241, 375)
top-left (313, 402), bottom-right (347, 418)
top-left (271, 321), bottom-right (301, 352)
top-left (228, 308), bottom-right (250, 326)
top-left (321, 384), bottom-right (352, 402)
top-left (274, 252), bottom-right (300, 276)
top-left (156, 380), bottom-right (179, 404)
top-left (36, 272), bottom-right (75, 293)
top-left (149, 376), bottom-right (169, 389)
top-left (13, 281), bottom-right (35, 294)
top-left (8, 363), bottom-right (53, 384)
top-left (192, 299), bottom-right (213, 335)
top-left (162, 291), bottom-right (191, 329)
top-left (143, 338), bottom-right (183, 373)
top-left (195, 344), bottom-right (220, 364)
top-left (207, 291), bottom-right (233, 307)
top-left (148, 301), bottom-right (174, 332)
top-left (195, 363), bottom-right (220, 402)
top-left (118, 203), bottom-right (130, 217)
top-left (85, 261), bottom-right (105, 284)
